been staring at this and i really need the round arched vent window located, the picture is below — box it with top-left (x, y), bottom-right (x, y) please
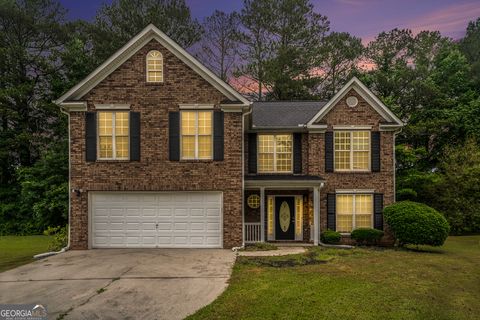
top-left (346, 96), bottom-right (358, 107)
top-left (247, 194), bottom-right (260, 209)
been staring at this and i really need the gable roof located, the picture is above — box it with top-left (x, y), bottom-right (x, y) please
top-left (307, 77), bottom-right (404, 128)
top-left (55, 24), bottom-right (250, 106)
top-left (252, 101), bottom-right (327, 128)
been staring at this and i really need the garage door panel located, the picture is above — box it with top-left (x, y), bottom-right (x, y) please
top-left (91, 192), bottom-right (222, 248)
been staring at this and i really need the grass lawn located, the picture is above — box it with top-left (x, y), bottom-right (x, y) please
top-left (188, 236), bottom-right (480, 320)
top-left (0, 236), bottom-right (53, 273)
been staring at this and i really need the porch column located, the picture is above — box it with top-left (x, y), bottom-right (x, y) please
top-left (260, 187), bottom-right (265, 242)
top-left (313, 186), bottom-right (320, 245)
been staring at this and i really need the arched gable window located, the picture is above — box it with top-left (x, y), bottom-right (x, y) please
top-left (146, 50), bottom-right (163, 83)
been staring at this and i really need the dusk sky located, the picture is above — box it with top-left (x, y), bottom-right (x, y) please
top-left (60, 0), bottom-right (480, 43)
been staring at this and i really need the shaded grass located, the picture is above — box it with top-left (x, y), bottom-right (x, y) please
top-left (0, 235), bottom-right (53, 272)
top-left (188, 236), bottom-right (480, 320)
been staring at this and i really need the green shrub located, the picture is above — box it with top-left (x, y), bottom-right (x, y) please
top-left (351, 228), bottom-right (384, 245)
top-left (45, 225), bottom-right (68, 251)
top-left (321, 230), bottom-right (341, 244)
top-left (396, 188), bottom-right (418, 201)
top-left (384, 201), bottom-right (450, 247)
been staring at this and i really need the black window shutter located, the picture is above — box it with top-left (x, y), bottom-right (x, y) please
top-left (325, 131), bottom-right (334, 172)
top-left (169, 112), bottom-right (180, 161)
top-left (85, 112), bottom-right (97, 162)
top-left (213, 111), bottom-right (224, 161)
top-left (129, 112), bottom-right (140, 161)
top-left (248, 133), bottom-right (257, 174)
top-left (371, 131), bottom-right (381, 172)
top-left (327, 193), bottom-right (336, 230)
top-left (293, 133), bottom-right (302, 174)
top-left (374, 193), bottom-right (384, 230)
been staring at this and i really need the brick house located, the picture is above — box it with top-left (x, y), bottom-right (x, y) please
top-left (55, 25), bottom-right (403, 249)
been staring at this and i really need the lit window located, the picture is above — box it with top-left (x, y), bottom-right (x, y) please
top-left (98, 112), bottom-right (129, 160)
top-left (336, 194), bottom-right (373, 233)
top-left (295, 196), bottom-right (303, 240)
top-left (258, 134), bottom-right (292, 172)
top-left (181, 111), bottom-right (212, 160)
top-left (334, 131), bottom-right (370, 171)
top-left (247, 194), bottom-right (260, 209)
top-left (267, 196), bottom-right (274, 240)
top-left (146, 50), bottom-right (163, 82)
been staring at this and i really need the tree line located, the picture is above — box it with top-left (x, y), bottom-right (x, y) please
top-left (1, 0), bottom-right (479, 235)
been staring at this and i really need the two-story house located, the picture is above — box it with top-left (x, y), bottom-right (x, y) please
top-left (55, 25), bottom-right (403, 250)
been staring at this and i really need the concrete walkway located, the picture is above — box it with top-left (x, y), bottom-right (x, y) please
top-left (238, 246), bottom-right (307, 256)
top-left (0, 249), bottom-right (235, 320)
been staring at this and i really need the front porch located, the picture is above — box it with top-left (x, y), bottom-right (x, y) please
top-left (243, 175), bottom-right (324, 245)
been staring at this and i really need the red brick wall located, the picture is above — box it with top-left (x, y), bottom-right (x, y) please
top-left (244, 89), bottom-right (396, 245)
top-left (309, 89), bottom-right (396, 245)
top-left (68, 40), bottom-right (243, 249)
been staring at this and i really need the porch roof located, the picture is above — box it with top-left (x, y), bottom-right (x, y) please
top-left (244, 175), bottom-right (324, 188)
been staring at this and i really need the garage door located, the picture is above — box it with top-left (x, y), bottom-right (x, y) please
top-left (90, 192), bottom-right (222, 248)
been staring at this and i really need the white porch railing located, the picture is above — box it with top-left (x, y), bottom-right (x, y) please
top-left (245, 222), bottom-right (262, 243)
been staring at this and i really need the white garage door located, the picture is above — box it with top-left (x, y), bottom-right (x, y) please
top-left (90, 192), bottom-right (222, 248)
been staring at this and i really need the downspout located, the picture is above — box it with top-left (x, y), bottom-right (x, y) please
top-left (232, 104), bottom-right (253, 253)
top-left (34, 107), bottom-right (71, 259)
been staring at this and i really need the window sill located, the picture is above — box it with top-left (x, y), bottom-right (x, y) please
top-left (145, 82), bottom-right (165, 86)
top-left (178, 159), bottom-right (215, 163)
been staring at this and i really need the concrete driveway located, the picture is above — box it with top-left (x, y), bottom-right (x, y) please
top-left (0, 249), bottom-right (235, 320)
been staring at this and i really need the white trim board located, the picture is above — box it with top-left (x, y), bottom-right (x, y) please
top-left (55, 24), bottom-right (250, 106)
top-left (306, 77), bottom-right (403, 128)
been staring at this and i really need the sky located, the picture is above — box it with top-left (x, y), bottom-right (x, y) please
top-left (60, 0), bottom-right (480, 43)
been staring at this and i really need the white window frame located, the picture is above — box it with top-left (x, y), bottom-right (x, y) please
top-left (146, 50), bottom-right (163, 83)
top-left (334, 130), bottom-right (371, 172)
top-left (257, 134), bottom-right (293, 173)
top-left (335, 192), bottom-right (374, 235)
top-left (97, 111), bottom-right (130, 161)
top-left (180, 110), bottom-right (213, 160)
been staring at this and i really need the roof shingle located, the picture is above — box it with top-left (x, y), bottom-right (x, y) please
top-left (251, 101), bottom-right (327, 128)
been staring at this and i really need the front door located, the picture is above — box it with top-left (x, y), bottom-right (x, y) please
top-left (275, 196), bottom-right (295, 240)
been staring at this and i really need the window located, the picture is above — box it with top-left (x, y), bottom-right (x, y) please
top-left (181, 111), bottom-right (212, 160)
top-left (247, 194), bottom-right (260, 209)
top-left (334, 131), bottom-right (370, 171)
top-left (98, 111), bottom-right (129, 160)
top-left (295, 196), bottom-right (303, 240)
top-left (146, 50), bottom-right (163, 82)
top-left (258, 134), bottom-right (292, 172)
top-left (336, 194), bottom-right (373, 233)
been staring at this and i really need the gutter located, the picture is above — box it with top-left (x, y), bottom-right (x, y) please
top-left (35, 106), bottom-right (72, 259)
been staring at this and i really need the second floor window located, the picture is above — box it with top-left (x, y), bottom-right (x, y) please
top-left (334, 131), bottom-right (370, 171)
top-left (98, 111), bottom-right (129, 160)
top-left (181, 111), bottom-right (212, 160)
top-left (146, 50), bottom-right (163, 83)
top-left (258, 134), bottom-right (292, 173)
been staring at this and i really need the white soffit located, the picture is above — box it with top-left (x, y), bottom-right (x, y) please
top-left (55, 24), bottom-right (250, 106)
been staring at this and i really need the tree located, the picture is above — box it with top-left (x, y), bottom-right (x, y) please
top-left (90, 0), bottom-right (202, 64)
top-left (317, 32), bottom-right (363, 99)
top-left (0, 0), bottom-right (70, 234)
top-left (236, 0), bottom-right (276, 100)
top-left (262, 0), bottom-right (329, 100)
top-left (195, 10), bottom-right (240, 82)
top-left (460, 17), bottom-right (480, 90)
